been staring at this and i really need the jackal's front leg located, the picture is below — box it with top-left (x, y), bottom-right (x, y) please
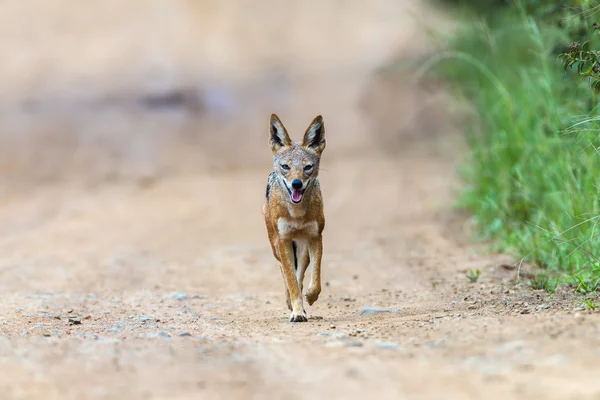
top-left (305, 235), bottom-right (323, 306)
top-left (278, 264), bottom-right (292, 311)
top-left (277, 239), bottom-right (307, 322)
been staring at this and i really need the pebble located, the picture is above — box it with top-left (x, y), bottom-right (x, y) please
top-left (331, 333), bottom-right (349, 339)
top-left (498, 340), bottom-right (529, 353)
top-left (345, 341), bottom-right (363, 348)
top-left (142, 331), bottom-right (172, 339)
top-left (325, 341), bottom-right (362, 348)
top-left (371, 341), bottom-right (401, 350)
top-left (96, 336), bottom-right (121, 344)
top-left (423, 339), bottom-right (446, 349)
top-left (168, 292), bottom-right (189, 301)
top-left (68, 317), bottom-right (82, 325)
top-left (31, 326), bottom-right (52, 337)
top-left (179, 332), bottom-right (192, 337)
top-left (359, 309), bottom-right (392, 315)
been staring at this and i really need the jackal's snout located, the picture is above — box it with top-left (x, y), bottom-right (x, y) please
top-left (284, 178), bottom-right (305, 204)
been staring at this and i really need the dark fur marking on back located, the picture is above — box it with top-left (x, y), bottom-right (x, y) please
top-left (292, 241), bottom-right (298, 271)
top-left (265, 172), bottom-right (275, 201)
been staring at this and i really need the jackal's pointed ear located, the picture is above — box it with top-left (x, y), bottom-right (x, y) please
top-left (269, 114), bottom-right (292, 152)
top-left (302, 115), bottom-right (326, 154)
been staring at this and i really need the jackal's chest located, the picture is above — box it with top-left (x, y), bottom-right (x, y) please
top-left (276, 218), bottom-right (319, 238)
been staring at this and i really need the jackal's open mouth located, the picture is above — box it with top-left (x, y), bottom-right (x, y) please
top-left (284, 184), bottom-right (305, 204)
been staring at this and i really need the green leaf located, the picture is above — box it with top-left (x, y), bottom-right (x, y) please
top-left (583, 41), bottom-right (590, 51)
top-left (582, 66), bottom-right (594, 77)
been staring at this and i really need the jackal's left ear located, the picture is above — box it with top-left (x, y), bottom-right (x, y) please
top-left (302, 115), bottom-right (326, 154)
top-left (269, 113), bottom-right (292, 152)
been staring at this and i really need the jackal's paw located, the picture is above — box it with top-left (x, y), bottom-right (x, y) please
top-left (305, 286), bottom-right (321, 306)
top-left (289, 310), bottom-right (308, 323)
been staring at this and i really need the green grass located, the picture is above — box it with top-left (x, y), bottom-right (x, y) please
top-left (583, 298), bottom-right (599, 310)
top-left (466, 268), bottom-right (481, 283)
top-left (425, 5), bottom-right (600, 292)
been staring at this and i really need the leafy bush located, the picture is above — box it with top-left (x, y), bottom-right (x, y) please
top-left (560, 22), bottom-right (600, 90)
top-left (426, 2), bottom-right (600, 291)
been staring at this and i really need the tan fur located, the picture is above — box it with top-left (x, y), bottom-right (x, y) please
top-left (263, 113), bottom-right (326, 322)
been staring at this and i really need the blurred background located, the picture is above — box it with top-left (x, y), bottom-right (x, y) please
top-left (0, 0), bottom-right (453, 187)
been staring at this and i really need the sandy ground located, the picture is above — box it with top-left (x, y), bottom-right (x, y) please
top-left (1, 1), bottom-right (600, 400)
top-left (1, 134), bottom-right (600, 400)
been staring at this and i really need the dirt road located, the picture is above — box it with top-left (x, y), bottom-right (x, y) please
top-left (1, 131), bottom-right (600, 400)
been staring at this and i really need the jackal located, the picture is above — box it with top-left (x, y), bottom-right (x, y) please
top-left (263, 114), bottom-right (326, 322)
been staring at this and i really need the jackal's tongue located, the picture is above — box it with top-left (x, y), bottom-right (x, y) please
top-left (291, 189), bottom-right (303, 203)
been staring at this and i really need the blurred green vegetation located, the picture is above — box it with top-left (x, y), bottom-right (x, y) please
top-left (424, 0), bottom-right (600, 293)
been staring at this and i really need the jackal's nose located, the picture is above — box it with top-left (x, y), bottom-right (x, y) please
top-left (291, 179), bottom-right (303, 189)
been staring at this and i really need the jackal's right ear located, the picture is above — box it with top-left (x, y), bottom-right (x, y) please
top-left (269, 114), bottom-right (292, 152)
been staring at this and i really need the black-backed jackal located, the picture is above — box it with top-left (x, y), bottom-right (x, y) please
top-left (263, 114), bottom-right (326, 322)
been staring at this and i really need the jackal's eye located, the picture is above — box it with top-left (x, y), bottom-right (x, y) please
top-left (281, 164), bottom-right (290, 170)
top-left (304, 165), bottom-right (313, 171)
